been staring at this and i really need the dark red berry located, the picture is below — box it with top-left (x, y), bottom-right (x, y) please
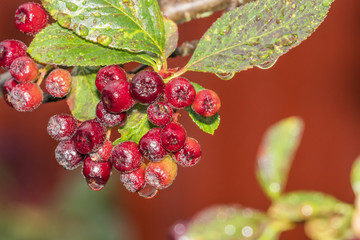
top-left (10, 83), bottom-right (43, 112)
top-left (47, 114), bottom-right (78, 141)
top-left (96, 101), bottom-right (127, 127)
top-left (102, 80), bottom-right (134, 113)
top-left (161, 122), bottom-right (187, 152)
top-left (10, 56), bottom-right (38, 83)
top-left (45, 69), bottom-right (72, 98)
top-left (145, 156), bottom-right (178, 190)
top-left (82, 155), bottom-right (112, 191)
top-left (0, 39), bottom-right (27, 69)
top-left (2, 78), bottom-right (19, 107)
top-left (139, 128), bottom-right (168, 162)
top-left (147, 102), bottom-right (173, 127)
top-left (138, 183), bottom-right (158, 199)
top-left (164, 77), bottom-right (196, 108)
top-left (95, 65), bottom-right (127, 92)
top-left (130, 71), bottom-right (165, 104)
top-left (174, 137), bottom-right (202, 167)
top-left (55, 138), bottom-right (84, 170)
top-left (89, 140), bottom-right (113, 162)
top-left (111, 141), bottom-right (144, 173)
top-left (192, 89), bottom-right (221, 117)
top-left (14, 2), bottom-right (48, 35)
top-left (120, 163), bottom-right (146, 192)
top-left (75, 119), bottom-right (106, 154)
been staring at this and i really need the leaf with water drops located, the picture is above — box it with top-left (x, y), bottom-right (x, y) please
top-left (186, 82), bottom-right (220, 135)
top-left (351, 156), bottom-right (360, 195)
top-left (256, 117), bottom-right (303, 200)
top-left (185, 0), bottom-right (334, 75)
top-left (114, 104), bottom-right (152, 145)
top-left (28, 24), bottom-right (157, 67)
top-left (41, 0), bottom-right (165, 56)
top-left (67, 67), bottom-right (101, 121)
top-left (163, 17), bottom-right (178, 57)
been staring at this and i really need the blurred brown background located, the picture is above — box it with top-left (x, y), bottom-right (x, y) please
top-left (0, 0), bottom-right (359, 239)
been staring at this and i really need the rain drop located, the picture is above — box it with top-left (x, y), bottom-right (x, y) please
top-left (256, 57), bottom-right (278, 69)
top-left (97, 35), bottom-right (112, 46)
top-left (66, 2), bottom-right (78, 11)
top-left (146, 0), bottom-right (153, 6)
top-left (86, 178), bottom-right (105, 191)
top-left (215, 72), bottom-right (235, 80)
top-left (79, 25), bottom-right (89, 36)
top-left (138, 184), bottom-right (158, 199)
top-left (275, 34), bottom-right (298, 47)
top-left (57, 13), bottom-right (72, 28)
top-left (322, 0), bottom-right (332, 7)
top-left (79, 14), bottom-right (85, 20)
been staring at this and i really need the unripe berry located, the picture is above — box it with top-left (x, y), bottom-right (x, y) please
top-left (174, 137), bottom-right (202, 167)
top-left (45, 69), bottom-right (72, 98)
top-left (10, 56), bottom-right (38, 83)
top-left (95, 65), bottom-right (127, 92)
top-left (139, 128), bottom-right (168, 162)
top-left (147, 102), bottom-right (173, 127)
top-left (82, 155), bottom-right (112, 191)
top-left (161, 122), bottom-right (187, 152)
top-left (75, 119), bottom-right (106, 154)
top-left (47, 113), bottom-right (78, 141)
top-left (192, 89), bottom-right (221, 117)
top-left (130, 71), bottom-right (165, 104)
top-left (55, 138), bottom-right (84, 170)
top-left (101, 80), bottom-right (134, 113)
top-left (2, 78), bottom-right (19, 107)
top-left (0, 39), bottom-right (27, 69)
top-left (96, 101), bottom-right (127, 127)
top-left (164, 77), bottom-right (196, 108)
top-left (10, 83), bottom-right (43, 112)
top-left (14, 2), bottom-right (48, 35)
top-left (145, 155), bottom-right (178, 190)
top-left (120, 163), bottom-right (146, 192)
top-left (89, 140), bottom-right (113, 162)
top-left (111, 141), bottom-right (144, 173)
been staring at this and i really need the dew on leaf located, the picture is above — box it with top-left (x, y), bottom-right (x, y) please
top-left (145, 0), bottom-right (153, 6)
top-left (97, 35), bottom-right (112, 46)
top-left (79, 14), bottom-right (85, 20)
top-left (275, 34), bottom-right (298, 47)
top-left (256, 57), bottom-right (278, 69)
top-left (215, 72), bottom-right (235, 80)
top-left (57, 13), bottom-right (72, 28)
top-left (299, 5), bottom-right (306, 11)
top-left (79, 25), bottom-right (89, 36)
top-left (66, 2), bottom-right (78, 11)
top-left (322, 0), bottom-right (332, 7)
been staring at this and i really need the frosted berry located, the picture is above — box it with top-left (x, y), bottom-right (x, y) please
top-left (95, 65), bottom-right (127, 92)
top-left (174, 137), bottom-right (202, 167)
top-left (55, 138), bottom-right (84, 170)
top-left (82, 155), bottom-right (112, 191)
top-left (102, 80), bottom-right (134, 113)
top-left (111, 141), bottom-right (144, 173)
top-left (120, 163), bottom-right (146, 192)
top-left (10, 56), bottom-right (38, 83)
top-left (0, 39), bottom-right (27, 69)
top-left (161, 122), bottom-right (187, 152)
top-left (145, 155), bottom-right (178, 190)
top-left (47, 114), bottom-right (78, 141)
top-left (164, 77), bottom-right (196, 108)
top-left (96, 101), bottom-right (127, 127)
top-left (14, 2), bottom-right (48, 35)
top-left (2, 78), bottom-right (19, 107)
top-left (89, 140), bottom-right (113, 162)
top-left (192, 89), bottom-right (221, 117)
top-left (130, 71), bottom-right (165, 104)
top-left (75, 119), bottom-right (106, 154)
top-left (138, 183), bottom-right (158, 199)
top-left (139, 128), bottom-right (168, 162)
top-left (10, 83), bottom-right (43, 112)
top-left (147, 102), bottom-right (173, 127)
top-left (45, 69), bottom-right (72, 98)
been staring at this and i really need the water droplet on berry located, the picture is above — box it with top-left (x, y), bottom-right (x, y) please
top-left (79, 25), bottom-right (89, 36)
top-left (138, 184), bottom-right (158, 199)
top-left (66, 2), bottom-right (78, 11)
top-left (86, 178), bottom-right (106, 191)
top-left (275, 34), bottom-right (298, 47)
top-left (57, 13), bottom-right (72, 28)
top-left (256, 57), bottom-right (278, 69)
top-left (97, 35), bottom-right (112, 46)
top-left (215, 72), bottom-right (235, 80)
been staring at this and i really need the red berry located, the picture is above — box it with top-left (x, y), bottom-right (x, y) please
top-left (130, 71), bottom-right (165, 104)
top-left (2, 78), bottom-right (19, 107)
top-left (14, 2), bottom-right (48, 35)
top-left (145, 156), bottom-right (178, 190)
top-left (96, 101), bottom-right (127, 127)
top-left (161, 122), bottom-right (187, 152)
top-left (89, 140), bottom-right (113, 162)
top-left (0, 39), bottom-right (27, 69)
top-left (147, 102), bottom-right (173, 127)
top-left (192, 89), bottom-right (221, 117)
top-left (45, 69), bottom-right (72, 98)
top-left (82, 155), bottom-right (112, 191)
top-left (10, 83), bottom-right (43, 112)
top-left (120, 163), bottom-right (146, 192)
top-left (10, 56), bottom-right (38, 83)
top-left (174, 137), bottom-right (202, 167)
top-left (101, 80), bottom-right (134, 113)
top-left (138, 183), bottom-right (158, 199)
top-left (139, 128), bottom-right (168, 162)
top-left (111, 141), bottom-right (144, 173)
top-left (47, 114), bottom-right (78, 141)
top-left (75, 119), bottom-right (106, 154)
top-left (164, 77), bottom-right (196, 108)
top-left (95, 65), bottom-right (127, 92)
top-left (55, 138), bottom-right (84, 170)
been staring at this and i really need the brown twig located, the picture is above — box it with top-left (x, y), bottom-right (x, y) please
top-left (170, 40), bottom-right (199, 58)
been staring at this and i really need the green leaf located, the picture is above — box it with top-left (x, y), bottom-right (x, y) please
top-left (28, 24), bottom-right (157, 67)
top-left (186, 0), bottom-right (334, 75)
top-left (114, 104), bottom-right (152, 145)
top-left (185, 82), bottom-right (220, 135)
top-left (256, 117), bottom-right (303, 200)
top-left (41, 0), bottom-right (165, 56)
top-left (163, 17), bottom-right (178, 57)
top-left (67, 67), bottom-right (100, 121)
top-left (351, 156), bottom-right (360, 195)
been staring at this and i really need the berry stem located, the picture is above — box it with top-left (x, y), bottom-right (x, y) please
top-left (106, 129), bottom-right (111, 140)
top-left (37, 65), bottom-right (53, 86)
top-left (163, 66), bottom-right (188, 83)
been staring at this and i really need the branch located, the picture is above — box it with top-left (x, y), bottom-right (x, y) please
top-left (170, 40), bottom-right (199, 58)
